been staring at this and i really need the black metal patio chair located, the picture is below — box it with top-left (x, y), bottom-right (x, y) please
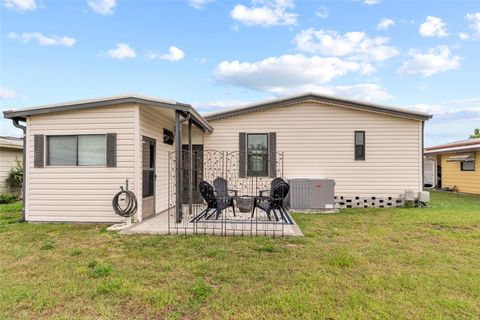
top-left (258, 177), bottom-right (286, 197)
top-left (213, 177), bottom-right (238, 201)
top-left (192, 180), bottom-right (236, 222)
top-left (252, 180), bottom-right (292, 224)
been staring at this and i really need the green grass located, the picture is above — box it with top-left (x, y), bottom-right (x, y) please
top-left (1, 192), bottom-right (479, 319)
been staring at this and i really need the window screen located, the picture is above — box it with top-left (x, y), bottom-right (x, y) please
top-left (48, 136), bottom-right (77, 166)
top-left (78, 135), bottom-right (106, 166)
top-left (247, 133), bottom-right (268, 176)
top-left (355, 131), bottom-right (365, 161)
top-left (461, 161), bottom-right (475, 171)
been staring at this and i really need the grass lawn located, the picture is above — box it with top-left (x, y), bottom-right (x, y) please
top-left (1, 192), bottom-right (479, 319)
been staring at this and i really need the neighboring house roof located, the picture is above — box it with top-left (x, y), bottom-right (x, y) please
top-left (2, 94), bottom-right (214, 133)
top-left (424, 138), bottom-right (480, 154)
top-left (0, 136), bottom-right (23, 150)
top-left (204, 93), bottom-right (432, 122)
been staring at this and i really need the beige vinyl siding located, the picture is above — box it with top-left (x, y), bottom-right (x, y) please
top-left (0, 147), bottom-right (23, 193)
top-left (182, 125), bottom-right (204, 145)
top-left (204, 101), bottom-right (423, 198)
top-left (26, 104), bottom-right (136, 222)
top-left (138, 106), bottom-right (175, 217)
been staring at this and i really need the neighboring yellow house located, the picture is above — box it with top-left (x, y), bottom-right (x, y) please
top-left (0, 136), bottom-right (23, 194)
top-left (425, 138), bottom-right (480, 195)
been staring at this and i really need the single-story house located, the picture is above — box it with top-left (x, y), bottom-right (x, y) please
top-left (424, 138), bottom-right (480, 195)
top-left (0, 136), bottom-right (23, 194)
top-left (3, 93), bottom-right (432, 224)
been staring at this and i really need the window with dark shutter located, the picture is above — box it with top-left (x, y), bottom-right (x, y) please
top-left (239, 132), bottom-right (278, 178)
top-left (355, 131), bottom-right (365, 161)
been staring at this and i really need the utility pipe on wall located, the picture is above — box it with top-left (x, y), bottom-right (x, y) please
top-left (12, 118), bottom-right (26, 222)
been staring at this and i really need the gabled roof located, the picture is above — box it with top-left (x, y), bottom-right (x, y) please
top-left (425, 138), bottom-right (480, 154)
top-left (2, 94), bottom-right (214, 133)
top-left (0, 136), bottom-right (23, 149)
top-left (204, 92), bottom-right (432, 122)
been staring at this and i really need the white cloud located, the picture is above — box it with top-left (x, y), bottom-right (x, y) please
top-left (230, 0), bottom-right (297, 27)
top-left (419, 16), bottom-right (448, 37)
top-left (198, 99), bottom-right (256, 113)
top-left (146, 46), bottom-right (185, 62)
top-left (271, 83), bottom-right (393, 101)
top-left (8, 32), bottom-right (76, 46)
top-left (107, 43), bottom-right (137, 60)
top-left (377, 18), bottom-right (395, 30)
top-left (189, 0), bottom-right (213, 9)
top-left (214, 54), bottom-right (375, 93)
top-left (407, 98), bottom-right (480, 146)
top-left (0, 86), bottom-right (17, 99)
top-left (294, 29), bottom-right (399, 61)
top-left (315, 6), bottom-right (328, 19)
top-left (398, 45), bottom-right (460, 77)
top-left (88, 0), bottom-right (116, 15)
top-left (3, 0), bottom-right (36, 12)
top-left (466, 12), bottom-right (480, 35)
top-left (459, 32), bottom-right (469, 40)
top-left (364, 0), bottom-right (380, 5)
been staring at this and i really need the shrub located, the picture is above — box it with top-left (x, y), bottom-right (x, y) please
top-left (0, 193), bottom-right (16, 204)
top-left (6, 160), bottom-right (23, 198)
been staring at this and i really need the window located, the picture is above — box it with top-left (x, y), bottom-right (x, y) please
top-left (247, 133), bottom-right (268, 176)
top-left (354, 131), bottom-right (365, 161)
top-left (78, 135), bottom-right (107, 166)
top-left (47, 135), bottom-right (106, 166)
top-left (48, 136), bottom-right (77, 166)
top-left (142, 137), bottom-right (155, 198)
top-left (461, 161), bottom-right (475, 171)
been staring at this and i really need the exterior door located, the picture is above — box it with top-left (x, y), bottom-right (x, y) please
top-left (182, 144), bottom-right (204, 204)
top-left (142, 137), bottom-right (156, 219)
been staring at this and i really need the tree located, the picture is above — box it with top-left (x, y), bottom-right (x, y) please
top-left (470, 128), bottom-right (480, 139)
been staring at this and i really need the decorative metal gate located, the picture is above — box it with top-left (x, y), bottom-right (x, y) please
top-left (167, 150), bottom-right (290, 236)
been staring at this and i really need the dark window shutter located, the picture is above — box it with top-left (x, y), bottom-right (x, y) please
top-left (269, 132), bottom-right (277, 178)
top-left (239, 132), bottom-right (246, 178)
top-left (34, 134), bottom-right (44, 168)
top-left (106, 133), bottom-right (117, 167)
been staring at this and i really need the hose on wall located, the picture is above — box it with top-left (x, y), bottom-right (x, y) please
top-left (112, 186), bottom-right (138, 218)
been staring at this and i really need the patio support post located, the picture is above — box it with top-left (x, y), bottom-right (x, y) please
top-left (188, 116), bottom-right (193, 216)
top-left (175, 111), bottom-right (183, 223)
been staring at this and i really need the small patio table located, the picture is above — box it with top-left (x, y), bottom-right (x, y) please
top-left (235, 195), bottom-right (255, 213)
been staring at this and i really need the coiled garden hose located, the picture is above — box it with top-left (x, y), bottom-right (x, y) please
top-left (112, 187), bottom-right (138, 218)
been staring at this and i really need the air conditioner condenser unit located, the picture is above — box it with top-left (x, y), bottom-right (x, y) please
top-left (287, 178), bottom-right (335, 211)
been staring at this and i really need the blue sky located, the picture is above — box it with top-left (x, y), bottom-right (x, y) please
top-left (1, 0), bottom-right (479, 146)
